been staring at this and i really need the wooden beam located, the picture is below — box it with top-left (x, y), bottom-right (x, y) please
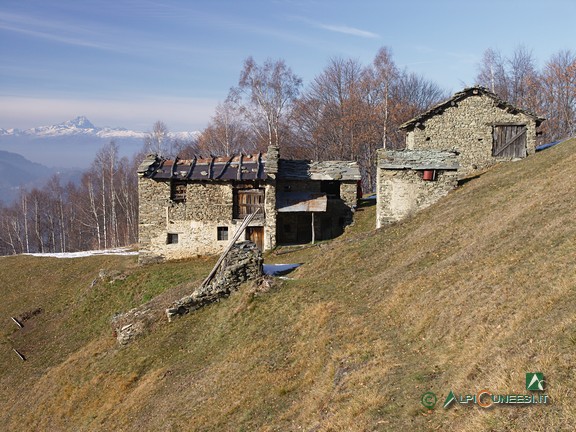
top-left (199, 209), bottom-right (260, 290)
top-left (237, 154), bottom-right (243, 181)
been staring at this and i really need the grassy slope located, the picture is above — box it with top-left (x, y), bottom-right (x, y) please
top-left (1, 139), bottom-right (576, 431)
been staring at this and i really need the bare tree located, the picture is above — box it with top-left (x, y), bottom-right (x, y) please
top-left (541, 50), bottom-right (576, 140)
top-left (476, 46), bottom-right (541, 110)
top-left (197, 101), bottom-right (252, 156)
top-left (228, 57), bottom-right (302, 150)
top-left (144, 120), bottom-right (172, 156)
top-left (371, 46), bottom-right (399, 148)
top-left (477, 48), bottom-right (509, 97)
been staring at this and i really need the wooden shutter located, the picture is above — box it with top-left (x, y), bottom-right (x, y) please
top-left (234, 189), bottom-right (265, 218)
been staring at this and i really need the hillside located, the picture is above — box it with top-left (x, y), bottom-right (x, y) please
top-left (1, 139), bottom-right (576, 431)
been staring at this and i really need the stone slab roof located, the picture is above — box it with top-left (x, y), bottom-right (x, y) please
top-left (278, 160), bottom-right (361, 181)
top-left (138, 153), bottom-right (266, 181)
top-left (378, 150), bottom-right (459, 170)
top-left (399, 86), bottom-right (545, 131)
top-left (138, 152), bottom-right (361, 182)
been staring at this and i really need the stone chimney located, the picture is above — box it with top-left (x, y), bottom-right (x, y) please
top-left (265, 145), bottom-right (279, 175)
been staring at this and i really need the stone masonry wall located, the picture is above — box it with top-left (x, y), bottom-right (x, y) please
top-left (166, 241), bottom-right (263, 320)
top-left (340, 181), bottom-right (358, 208)
top-left (406, 94), bottom-right (538, 177)
top-left (138, 178), bottom-right (270, 264)
top-left (376, 169), bottom-right (458, 227)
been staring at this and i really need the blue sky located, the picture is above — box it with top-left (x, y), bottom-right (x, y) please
top-left (1, 0), bottom-right (575, 132)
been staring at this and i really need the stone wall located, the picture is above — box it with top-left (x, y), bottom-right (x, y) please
top-left (166, 241), bottom-right (263, 320)
top-left (340, 181), bottom-right (358, 208)
top-left (376, 168), bottom-right (458, 227)
top-left (138, 178), bottom-right (270, 264)
top-left (405, 94), bottom-right (538, 176)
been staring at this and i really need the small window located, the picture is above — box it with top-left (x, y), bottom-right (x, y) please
top-left (167, 233), bottom-right (179, 244)
top-left (170, 180), bottom-right (187, 202)
top-left (217, 226), bottom-right (229, 241)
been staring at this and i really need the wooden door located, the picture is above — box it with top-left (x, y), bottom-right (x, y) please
top-left (246, 226), bottom-right (264, 250)
top-left (492, 125), bottom-right (527, 158)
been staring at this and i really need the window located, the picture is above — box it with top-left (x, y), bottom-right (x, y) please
top-left (233, 188), bottom-right (265, 218)
top-left (170, 180), bottom-right (187, 202)
top-left (167, 233), bottom-right (179, 244)
top-left (217, 226), bottom-right (229, 241)
top-left (320, 181), bottom-right (340, 199)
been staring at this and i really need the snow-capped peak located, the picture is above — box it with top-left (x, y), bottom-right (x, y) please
top-left (62, 116), bottom-right (96, 130)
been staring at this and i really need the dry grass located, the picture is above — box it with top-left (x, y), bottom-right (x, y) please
top-left (1, 139), bottom-right (576, 431)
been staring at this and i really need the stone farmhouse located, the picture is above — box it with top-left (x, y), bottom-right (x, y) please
top-left (137, 146), bottom-right (360, 264)
top-left (376, 86), bottom-right (545, 227)
top-left (399, 86), bottom-right (545, 176)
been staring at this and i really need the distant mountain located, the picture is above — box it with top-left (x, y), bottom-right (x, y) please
top-left (0, 117), bottom-right (200, 168)
top-left (0, 150), bottom-right (82, 204)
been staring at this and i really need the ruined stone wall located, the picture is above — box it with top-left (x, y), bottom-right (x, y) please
top-left (405, 94), bottom-right (538, 176)
top-left (166, 241), bottom-right (263, 321)
top-left (376, 169), bottom-right (458, 227)
top-left (138, 177), bottom-right (170, 264)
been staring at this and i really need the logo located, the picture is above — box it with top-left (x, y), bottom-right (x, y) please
top-left (526, 373), bottom-right (545, 391)
top-left (443, 390), bottom-right (456, 408)
top-left (420, 391), bottom-right (437, 409)
top-left (423, 373), bottom-right (549, 410)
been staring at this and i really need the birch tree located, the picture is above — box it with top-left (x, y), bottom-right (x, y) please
top-left (228, 56), bottom-right (302, 150)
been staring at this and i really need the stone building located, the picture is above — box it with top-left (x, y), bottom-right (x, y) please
top-left (399, 86), bottom-right (545, 177)
top-left (376, 87), bottom-right (544, 227)
top-left (137, 146), bottom-right (360, 263)
top-left (376, 149), bottom-right (459, 227)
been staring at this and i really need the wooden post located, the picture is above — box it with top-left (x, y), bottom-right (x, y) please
top-left (311, 213), bottom-right (315, 244)
top-left (10, 317), bottom-right (23, 329)
top-left (13, 348), bottom-right (26, 361)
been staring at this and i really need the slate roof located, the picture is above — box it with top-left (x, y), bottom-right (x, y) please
top-left (138, 153), bottom-right (361, 182)
top-left (278, 160), bottom-right (361, 181)
top-left (378, 150), bottom-right (459, 170)
top-left (138, 153), bottom-right (266, 181)
top-left (399, 86), bottom-right (545, 131)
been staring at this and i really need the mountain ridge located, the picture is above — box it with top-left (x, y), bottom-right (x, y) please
top-left (0, 117), bottom-right (200, 169)
top-left (0, 116), bottom-right (199, 141)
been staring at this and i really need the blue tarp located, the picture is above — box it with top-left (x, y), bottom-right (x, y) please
top-left (536, 141), bottom-right (561, 152)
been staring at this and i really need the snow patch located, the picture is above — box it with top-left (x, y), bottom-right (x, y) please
top-left (23, 248), bottom-right (138, 259)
